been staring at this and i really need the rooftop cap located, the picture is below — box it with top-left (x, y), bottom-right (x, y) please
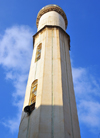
top-left (36, 4), bottom-right (68, 29)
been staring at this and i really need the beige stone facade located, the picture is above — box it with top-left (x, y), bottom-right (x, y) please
top-left (18, 5), bottom-right (81, 138)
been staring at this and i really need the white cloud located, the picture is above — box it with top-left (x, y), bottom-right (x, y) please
top-left (2, 114), bottom-right (21, 133)
top-left (72, 67), bottom-right (100, 131)
top-left (78, 100), bottom-right (100, 127)
top-left (0, 25), bottom-right (33, 71)
top-left (0, 25), bottom-right (33, 133)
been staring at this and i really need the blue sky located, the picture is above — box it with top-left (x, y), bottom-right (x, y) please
top-left (0, 0), bottom-right (100, 138)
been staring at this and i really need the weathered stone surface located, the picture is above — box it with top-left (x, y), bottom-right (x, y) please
top-left (18, 5), bottom-right (81, 138)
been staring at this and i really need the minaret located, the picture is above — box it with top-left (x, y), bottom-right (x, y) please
top-left (18, 4), bottom-right (81, 138)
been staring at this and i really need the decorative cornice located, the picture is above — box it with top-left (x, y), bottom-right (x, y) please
top-left (33, 25), bottom-right (70, 50)
top-left (36, 4), bottom-right (68, 29)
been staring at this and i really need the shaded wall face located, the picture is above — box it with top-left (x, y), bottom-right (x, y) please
top-left (37, 11), bottom-right (66, 31)
top-left (19, 105), bottom-right (65, 138)
top-left (59, 29), bottom-right (81, 138)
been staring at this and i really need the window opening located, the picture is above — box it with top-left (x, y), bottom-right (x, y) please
top-left (29, 79), bottom-right (38, 105)
top-left (24, 80), bottom-right (38, 115)
top-left (35, 43), bottom-right (42, 62)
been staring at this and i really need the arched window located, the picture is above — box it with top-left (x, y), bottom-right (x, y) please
top-left (35, 43), bottom-right (42, 62)
top-left (29, 79), bottom-right (38, 105)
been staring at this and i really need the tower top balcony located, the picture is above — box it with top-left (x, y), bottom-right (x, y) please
top-left (36, 4), bottom-right (68, 31)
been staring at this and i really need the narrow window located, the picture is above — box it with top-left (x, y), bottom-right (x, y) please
top-left (29, 79), bottom-right (38, 106)
top-left (35, 43), bottom-right (42, 62)
top-left (24, 80), bottom-right (38, 114)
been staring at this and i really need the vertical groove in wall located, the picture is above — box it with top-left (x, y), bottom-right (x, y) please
top-left (38, 29), bottom-right (46, 136)
top-left (51, 29), bottom-right (54, 138)
top-left (36, 32), bottom-right (42, 137)
top-left (26, 115), bottom-right (30, 138)
top-left (64, 35), bottom-right (74, 138)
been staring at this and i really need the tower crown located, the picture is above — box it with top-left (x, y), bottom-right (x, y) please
top-left (36, 4), bottom-right (68, 31)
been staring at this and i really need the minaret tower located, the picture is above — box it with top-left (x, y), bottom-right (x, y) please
top-left (18, 4), bottom-right (81, 138)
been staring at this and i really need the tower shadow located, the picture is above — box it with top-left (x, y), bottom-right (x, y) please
top-left (18, 104), bottom-right (73, 138)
